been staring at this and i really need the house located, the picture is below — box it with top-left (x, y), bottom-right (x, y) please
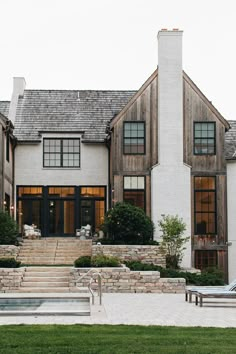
top-left (6, 79), bottom-right (134, 237)
top-left (0, 105), bottom-right (15, 214)
top-left (0, 29), bottom-right (235, 282)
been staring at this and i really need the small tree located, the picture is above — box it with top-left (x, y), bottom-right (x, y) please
top-left (158, 214), bottom-right (189, 269)
top-left (102, 202), bottom-right (154, 244)
top-left (0, 211), bottom-right (19, 245)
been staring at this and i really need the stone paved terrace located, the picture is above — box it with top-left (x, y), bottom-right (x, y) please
top-left (0, 293), bottom-right (235, 327)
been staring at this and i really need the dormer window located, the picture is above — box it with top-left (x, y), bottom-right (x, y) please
top-left (123, 122), bottom-right (145, 154)
top-left (194, 122), bottom-right (216, 155)
top-left (43, 138), bottom-right (80, 168)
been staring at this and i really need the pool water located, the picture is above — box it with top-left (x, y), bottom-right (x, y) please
top-left (0, 297), bottom-right (90, 315)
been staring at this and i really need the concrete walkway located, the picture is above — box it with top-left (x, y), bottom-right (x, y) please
top-left (0, 293), bottom-right (235, 327)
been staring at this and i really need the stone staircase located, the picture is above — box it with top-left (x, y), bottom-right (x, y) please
top-left (12, 238), bottom-right (93, 293)
top-left (17, 238), bottom-right (91, 265)
top-left (19, 266), bottom-right (72, 293)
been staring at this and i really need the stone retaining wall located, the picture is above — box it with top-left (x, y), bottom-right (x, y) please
top-left (0, 245), bottom-right (20, 259)
top-left (71, 267), bottom-right (185, 293)
top-left (92, 245), bottom-right (166, 267)
top-left (0, 268), bottom-right (24, 292)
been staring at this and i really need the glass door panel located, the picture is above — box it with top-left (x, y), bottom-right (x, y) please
top-left (63, 200), bottom-right (75, 234)
top-left (95, 200), bottom-right (105, 232)
top-left (81, 200), bottom-right (93, 228)
top-left (49, 200), bottom-right (62, 235)
top-left (18, 200), bottom-right (42, 233)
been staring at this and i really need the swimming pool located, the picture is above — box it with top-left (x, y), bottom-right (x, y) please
top-left (0, 296), bottom-right (90, 316)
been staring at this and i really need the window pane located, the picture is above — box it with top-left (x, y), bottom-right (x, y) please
top-left (194, 122), bottom-right (215, 155)
top-left (81, 187), bottom-right (105, 198)
top-left (44, 139), bottom-right (80, 168)
top-left (124, 191), bottom-right (145, 210)
top-left (124, 122), bottom-right (145, 154)
top-left (194, 177), bottom-right (216, 234)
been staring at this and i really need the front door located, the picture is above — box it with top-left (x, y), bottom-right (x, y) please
top-left (48, 200), bottom-right (75, 236)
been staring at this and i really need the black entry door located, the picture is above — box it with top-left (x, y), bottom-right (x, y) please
top-left (48, 200), bottom-right (75, 236)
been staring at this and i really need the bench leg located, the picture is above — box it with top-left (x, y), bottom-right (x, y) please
top-left (195, 295), bottom-right (198, 306)
top-left (200, 296), bottom-right (203, 307)
top-left (185, 292), bottom-right (188, 301)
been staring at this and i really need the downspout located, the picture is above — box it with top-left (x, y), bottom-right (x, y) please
top-left (105, 121), bottom-right (112, 210)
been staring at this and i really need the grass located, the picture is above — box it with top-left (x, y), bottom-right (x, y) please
top-left (0, 325), bottom-right (235, 353)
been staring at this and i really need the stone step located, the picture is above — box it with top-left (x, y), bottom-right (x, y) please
top-left (18, 257), bottom-right (75, 262)
top-left (24, 272), bottom-right (70, 277)
top-left (23, 276), bottom-right (69, 282)
top-left (24, 267), bottom-right (71, 272)
top-left (16, 288), bottom-right (71, 293)
top-left (21, 281), bottom-right (69, 287)
top-left (19, 259), bottom-right (75, 264)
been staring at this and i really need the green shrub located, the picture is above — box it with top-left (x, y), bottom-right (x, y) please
top-left (0, 211), bottom-right (19, 245)
top-left (91, 255), bottom-right (121, 267)
top-left (74, 255), bottom-right (121, 268)
top-left (102, 202), bottom-right (154, 244)
top-left (124, 260), bottom-right (224, 286)
top-left (74, 256), bottom-right (91, 267)
top-left (0, 258), bottom-right (21, 268)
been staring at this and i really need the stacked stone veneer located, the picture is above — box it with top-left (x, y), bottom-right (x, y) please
top-left (92, 245), bottom-right (166, 267)
top-left (71, 267), bottom-right (185, 293)
top-left (0, 245), bottom-right (20, 259)
top-left (0, 268), bottom-right (25, 293)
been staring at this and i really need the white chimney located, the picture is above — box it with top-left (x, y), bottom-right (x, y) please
top-left (158, 29), bottom-right (183, 164)
top-left (151, 29), bottom-right (192, 268)
top-left (8, 77), bottom-right (26, 124)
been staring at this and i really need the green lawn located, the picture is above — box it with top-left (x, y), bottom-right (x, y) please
top-left (0, 324), bottom-right (235, 354)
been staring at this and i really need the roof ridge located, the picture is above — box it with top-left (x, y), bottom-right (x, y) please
top-left (23, 89), bottom-right (137, 93)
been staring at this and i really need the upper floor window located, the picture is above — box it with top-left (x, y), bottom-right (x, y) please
top-left (194, 176), bottom-right (216, 235)
top-left (123, 176), bottom-right (145, 210)
top-left (123, 122), bottom-right (145, 154)
top-left (43, 138), bottom-right (80, 168)
top-left (194, 122), bottom-right (216, 155)
top-left (6, 131), bottom-right (10, 162)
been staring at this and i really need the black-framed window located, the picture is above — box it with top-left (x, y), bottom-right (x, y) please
top-left (194, 122), bottom-right (216, 155)
top-left (123, 122), bottom-right (145, 154)
top-left (195, 250), bottom-right (217, 270)
top-left (43, 138), bottom-right (80, 168)
top-left (194, 177), bottom-right (216, 234)
top-left (123, 176), bottom-right (145, 210)
top-left (6, 131), bottom-right (10, 162)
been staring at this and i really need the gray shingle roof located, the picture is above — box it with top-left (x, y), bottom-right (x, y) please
top-left (13, 90), bottom-right (136, 142)
top-left (225, 120), bottom-right (236, 160)
top-left (0, 101), bottom-right (10, 119)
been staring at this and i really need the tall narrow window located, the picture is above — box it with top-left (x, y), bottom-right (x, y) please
top-left (43, 138), bottom-right (80, 167)
top-left (6, 132), bottom-right (10, 162)
top-left (194, 122), bottom-right (216, 155)
top-left (123, 176), bottom-right (145, 210)
top-left (194, 177), bottom-right (216, 234)
top-left (123, 122), bottom-right (145, 154)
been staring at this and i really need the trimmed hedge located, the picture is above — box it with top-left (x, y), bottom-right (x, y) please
top-left (0, 258), bottom-right (21, 268)
top-left (74, 255), bottom-right (121, 268)
top-left (124, 260), bottom-right (224, 286)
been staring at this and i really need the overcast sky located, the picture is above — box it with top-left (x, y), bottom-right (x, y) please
top-left (0, 0), bottom-right (235, 120)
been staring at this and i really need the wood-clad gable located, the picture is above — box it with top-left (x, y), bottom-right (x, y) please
top-left (110, 70), bottom-right (158, 216)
